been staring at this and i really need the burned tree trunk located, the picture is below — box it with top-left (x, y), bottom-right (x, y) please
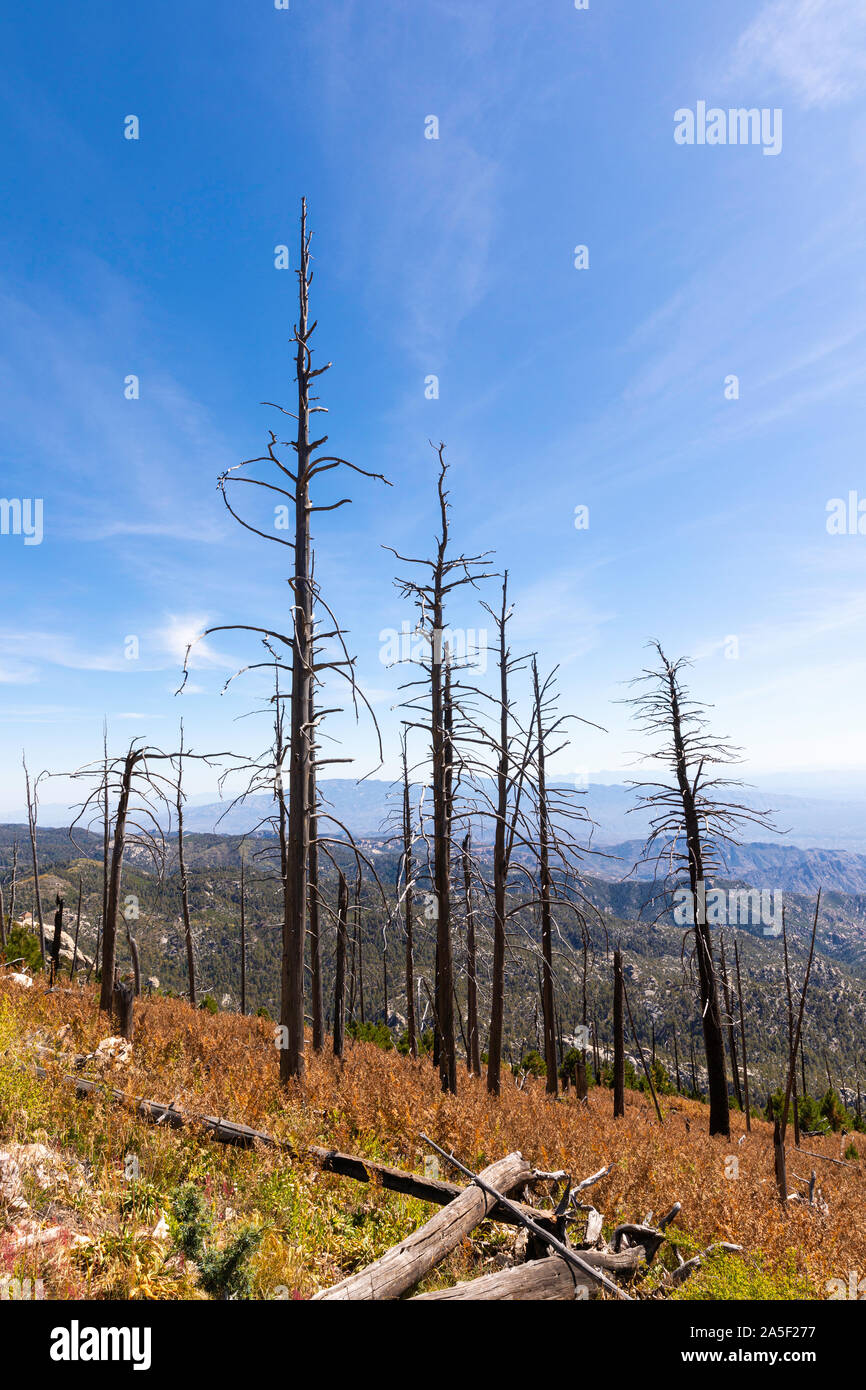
top-left (239, 857), bottom-right (247, 1016)
top-left (532, 658), bottom-right (558, 1096)
top-left (23, 759), bottom-right (46, 964)
top-left (176, 727), bottom-right (196, 1007)
top-left (280, 206), bottom-right (316, 1084)
top-left (333, 870), bottom-right (349, 1059)
top-left (50, 896), bottom-right (64, 982)
top-left (488, 578), bottom-right (513, 1097)
top-left (113, 980), bottom-right (134, 1041)
top-left (613, 949), bottom-right (625, 1118)
top-left (100, 747), bottom-right (136, 1013)
top-left (69, 878), bottom-right (82, 978)
top-left (308, 682), bottom-right (324, 1052)
top-left (461, 831), bottom-right (481, 1076)
top-left (401, 734), bottom-right (417, 1059)
top-left (719, 934), bottom-right (743, 1111)
top-left (781, 909), bottom-right (800, 1147)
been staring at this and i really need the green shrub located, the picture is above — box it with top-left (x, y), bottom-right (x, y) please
top-left (169, 1182), bottom-right (261, 1300)
top-left (199, 995), bottom-right (218, 1015)
top-left (518, 1049), bottom-right (546, 1078)
top-left (347, 1019), bottom-right (393, 1051)
top-left (820, 1089), bottom-right (850, 1133)
top-left (2, 924), bottom-right (43, 974)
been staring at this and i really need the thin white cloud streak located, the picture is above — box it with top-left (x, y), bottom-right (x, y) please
top-left (731, 0), bottom-right (866, 109)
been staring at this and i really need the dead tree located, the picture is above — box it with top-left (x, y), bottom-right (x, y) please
top-left (180, 200), bottom-right (388, 1084)
top-left (781, 908), bottom-right (800, 1146)
top-left (626, 643), bottom-right (774, 1138)
top-left (333, 869), bottom-right (349, 1059)
top-left (99, 746), bottom-right (137, 1010)
top-left (388, 447), bottom-right (493, 1093)
top-left (779, 892), bottom-right (821, 1147)
top-left (732, 936), bottom-right (750, 1129)
top-left (400, 733), bottom-right (418, 1058)
top-left (175, 722), bottom-right (197, 1006)
top-left (50, 895), bottom-right (64, 982)
top-left (5, 839), bottom-right (18, 944)
top-left (308, 680), bottom-right (324, 1052)
top-left (613, 949), bottom-right (625, 1117)
top-left (113, 980), bottom-right (134, 1041)
top-left (70, 740), bottom-right (214, 1012)
top-left (461, 830), bottom-right (481, 1075)
top-left (531, 659), bottom-right (557, 1095)
top-left (239, 855), bottom-right (247, 1015)
top-left (23, 758), bottom-right (46, 963)
top-left (719, 934), bottom-right (743, 1110)
top-left (69, 878), bottom-right (82, 978)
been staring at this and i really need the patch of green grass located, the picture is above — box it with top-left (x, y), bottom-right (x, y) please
top-left (672, 1247), bottom-right (817, 1301)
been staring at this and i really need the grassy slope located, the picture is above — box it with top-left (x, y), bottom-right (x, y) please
top-left (0, 975), bottom-right (862, 1301)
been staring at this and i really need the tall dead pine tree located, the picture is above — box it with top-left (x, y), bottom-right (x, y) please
top-left (181, 200), bottom-right (388, 1083)
top-left (627, 644), bottom-right (773, 1138)
top-left (613, 949), bottom-right (625, 1118)
top-left (390, 448), bottom-right (493, 1094)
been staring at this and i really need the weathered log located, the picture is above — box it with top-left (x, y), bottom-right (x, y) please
top-left (312, 1152), bottom-right (533, 1301)
top-left (413, 1253), bottom-right (592, 1301)
top-left (31, 1050), bottom-right (555, 1228)
top-left (421, 1132), bottom-right (633, 1299)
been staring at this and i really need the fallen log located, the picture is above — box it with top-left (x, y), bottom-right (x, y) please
top-left (312, 1152), bottom-right (533, 1301)
top-left (421, 1132), bottom-right (633, 1300)
top-left (31, 1051), bottom-right (555, 1229)
top-left (413, 1253), bottom-right (590, 1301)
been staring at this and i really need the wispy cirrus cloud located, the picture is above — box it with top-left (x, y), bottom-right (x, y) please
top-left (731, 0), bottom-right (866, 108)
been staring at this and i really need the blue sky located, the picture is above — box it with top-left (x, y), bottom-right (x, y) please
top-left (1, 0), bottom-right (866, 814)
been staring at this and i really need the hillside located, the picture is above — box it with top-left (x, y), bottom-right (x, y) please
top-left (1, 973), bottom-right (862, 1303)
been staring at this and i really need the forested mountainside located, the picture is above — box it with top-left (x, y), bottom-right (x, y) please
top-left (4, 825), bottom-right (865, 1108)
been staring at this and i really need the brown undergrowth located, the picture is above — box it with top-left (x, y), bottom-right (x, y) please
top-left (0, 976), bottom-right (861, 1300)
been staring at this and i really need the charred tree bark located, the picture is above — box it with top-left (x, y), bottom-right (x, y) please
top-left (100, 748), bottom-right (136, 1013)
top-left (176, 729), bottom-right (196, 1007)
top-left (113, 980), bottom-right (134, 1041)
top-left (239, 857), bottom-right (247, 1016)
top-left (69, 878), bottom-right (82, 978)
top-left (613, 950), bottom-right (625, 1118)
top-left (281, 202), bottom-right (315, 1084)
top-left (488, 580), bottom-right (511, 1097)
top-left (461, 831), bottom-right (481, 1075)
top-left (666, 659), bottom-right (729, 1137)
top-left (50, 895), bottom-right (64, 982)
top-left (401, 734), bottom-right (417, 1059)
top-left (333, 870), bottom-right (348, 1059)
top-left (308, 681), bottom-right (324, 1052)
top-left (532, 658), bottom-right (558, 1096)
top-left (23, 759), bottom-right (46, 964)
top-left (719, 934), bottom-right (742, 1111)
top-left (781, 909), bottom-right (800, 1146)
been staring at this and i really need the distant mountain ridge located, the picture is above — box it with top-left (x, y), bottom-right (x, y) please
top-left (175, 778), bottom-right (866, 855)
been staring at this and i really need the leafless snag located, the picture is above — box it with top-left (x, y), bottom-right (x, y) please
top-left (625, 642), bottom-right (775, 1137)
top-left (179, 200), bottom-right (388, 1085)
top-left (387, 446), bottom-right (494, 1093)
top-left (733, 935), bottom-right (751, 1131)
top-left (174, 721), bottom-right (197, 1006)
top-left (23, 757), bottom-right (46, 964)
